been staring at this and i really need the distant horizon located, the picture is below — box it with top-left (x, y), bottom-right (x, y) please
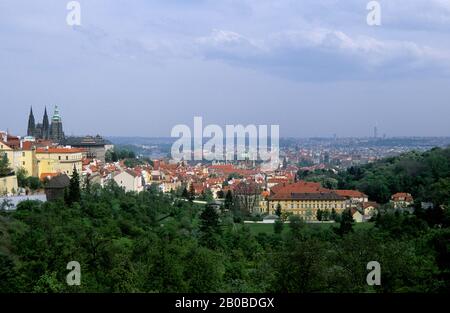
top-left (4, 129), bottom-right (450, 140)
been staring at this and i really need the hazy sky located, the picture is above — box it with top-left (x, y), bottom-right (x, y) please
top-left (1, 0), bottom-right (450, 137)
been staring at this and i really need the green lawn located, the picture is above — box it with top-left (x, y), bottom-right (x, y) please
top-left (245, 221), bottom-right (374, 235)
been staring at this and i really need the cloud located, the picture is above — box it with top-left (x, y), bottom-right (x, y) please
top-left (1, 0), bottom-right (450, 82)
top-left (194, 28), bottom-right (450, 80)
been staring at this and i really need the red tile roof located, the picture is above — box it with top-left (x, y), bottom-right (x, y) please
top-left (391, 192), bottom-right (413, 202)
top-left (270, 181), bottom-right (328, 195)
top-left (36, 147), bottom-right (85, 154)
top-left (335, 190), bottom-right (367, 198)
top-left (40, 172), bottom-right (59, 181)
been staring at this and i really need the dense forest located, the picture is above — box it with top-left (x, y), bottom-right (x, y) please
top-left (0, 148), bottom-right (449, 293)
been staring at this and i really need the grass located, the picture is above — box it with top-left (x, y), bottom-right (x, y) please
top-left (245, 221), bottom-right (374, 235)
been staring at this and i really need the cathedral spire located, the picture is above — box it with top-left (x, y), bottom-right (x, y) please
top-left (27, 106), bottom-right (35, 137)
top-left (42, 106), bottom-right (49, 139)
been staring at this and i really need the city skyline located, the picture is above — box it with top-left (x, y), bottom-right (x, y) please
top-left (1, 1), bottom-right (450, 137)
top-left (2, 105), bottom-right (450, 139)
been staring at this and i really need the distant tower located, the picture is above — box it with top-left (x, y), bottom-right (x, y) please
top-left (42, 106), bottom-right (50, 140)
top-left (50, 105), bottom-right (65, 143)
top-left (27, 106), bottom-right (36, 137)
top-left (374, 125), bottom-right (378, 139)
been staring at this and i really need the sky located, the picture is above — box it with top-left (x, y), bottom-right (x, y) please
top-left (0, 0), bottom-right (449, 138)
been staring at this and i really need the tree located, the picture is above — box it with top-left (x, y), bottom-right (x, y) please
top-left (16, 167), bottom-right (28, 188)
top-left (335, 209), bottom-right (354, 236)
top-left (275, 204), bottom-right (282, 217)
top-left (271, 239), bottom-right (327, 292)
top-left (273, 219), bottom-right (284, 234)
top-left (331, 208), bottom-right (338, 221)
top-left (26, 177), bottom-right (41, 190)
top-left (322, 210), bottom-right (330, 221)
top-left (199, 189), bottom-right (214, 202)
top-left (0, 154), bottom-right (11, 177)
top-left (67, 166), bottom-right (81, 205)
top-left (233, 182), bottom-right (261, 217)
top-left (224, 190), bottom-right (233, 211)
top-left (188, 184), bottom-right (196, 202)
top-left (316, 209), bottom-right (323, 221)
top-left (181, 187), bottom-right (189, 199)
top-left (105, 149), bottom-right (118, 162)
top-left (0, 253), bottom-right (17, 291)
top-left (199, 205), bottom-right (222, 249)
top-left (288, 215), bottom-right (304, 239)
top-left (84, 174), bottom-right (91, 194)
top-left (216, 190), bottom-right (225, 199)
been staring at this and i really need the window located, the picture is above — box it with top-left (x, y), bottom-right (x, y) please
top-left (58, 156), bottom-right (61, 160)
top-left (22, 152), bottom-right (25, 157)
top-left (66, 156), bottom-right (69, 160)
top-left (23, 161), bottom-right (25, 165)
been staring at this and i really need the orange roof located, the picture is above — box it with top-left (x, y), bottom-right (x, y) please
top-left (22, 141), bottom-right (34, 150)
top-left (335, 190), bottom-right (367, 198)
top-left (391, 193), bottom-right (413, 202)
top-left (40, 172), bottom-right (59, 181)
top-left (82, 158), bottom-right (91, 166)
top-left (270, 181), bottom-right (328, 195)
top-left (363, 201), bottom-right (379, 209)
top-left (36, 147), bottom-right (86, 154)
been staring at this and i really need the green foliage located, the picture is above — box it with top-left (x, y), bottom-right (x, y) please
top-left (181, 187), bottom-right (189, 199)
top-left (0, 149), bottom-right (449, 293)
top-left (330, 208), bottom-right (338, 221)
top-left (339, 147), bottom-right (450, 206)
top-left (67, 167), bottom-right (81, 205)
top-left (15, 167), bottom-right (41, 190)
top-left (227, 173), bottom-right (243, 180)
top-left (317, 209), bottom-right (323, 221)
top-left (335, 209), bottom-right (354, 236)
top-left (224, 190), bottom-right (233, 211)
top-left (199, 205), bottom-right (222, 250)
top-left (105, 147), bottom-right (136, 163)
top-left (26, 176), bottom-right (41, 190)
top-left (273, 219), bottom-right (284, 234)
top-left (0, 154), bottom-right (11, 177)
top-left (16, 167), bottom-right (27, 188)
top-left (275, 204), bottom-right (282, 217)
top-left (216, 190), bottom-right (225, 199)
top-left (188, 184), bottom-right (196, 202)
top-left (199, 189), bottom-right (214, 202)
top-left (288, 215), bottom-right (304, 239)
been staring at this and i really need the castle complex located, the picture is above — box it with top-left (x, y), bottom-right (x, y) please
top-left (27, 106), bottom-right (65, 143)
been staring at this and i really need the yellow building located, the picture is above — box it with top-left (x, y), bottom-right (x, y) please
top-left (1, 140), bottom-right (39, 177)
top-left (12, 149), bottom-right (38, 177)
top-left (0, 174), bottom-right (18, 196)
top-left (264, 181), bottom-right (347, 221)
top-left (35, 147), bottom-right (83, 178)
top-left (0, 140), bottom-right (14, 167)
top-left (267, 193), bottom-right (346, 221)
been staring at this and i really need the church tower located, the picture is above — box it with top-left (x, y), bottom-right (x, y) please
top-left (42, 106), bottom-right (50, 140)
top-left (27, 106), bottom-right (36, 137)
top-left (50, 105), bottom-right (65, 143)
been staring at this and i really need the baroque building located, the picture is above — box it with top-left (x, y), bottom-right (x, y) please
top-left (27, 106), bottom-right (65, 143)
